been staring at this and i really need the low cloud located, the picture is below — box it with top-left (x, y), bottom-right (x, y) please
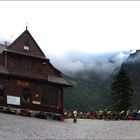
top-left (47, 50), bottom-right (131, 78)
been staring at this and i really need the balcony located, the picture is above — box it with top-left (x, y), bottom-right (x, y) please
top-left (8, 68), bottom-right (48, 81)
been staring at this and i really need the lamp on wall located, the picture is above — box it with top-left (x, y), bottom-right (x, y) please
top-left (35, 94), bottom-right (39, 98)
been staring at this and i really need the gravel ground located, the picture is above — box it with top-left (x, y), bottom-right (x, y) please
top-left (0, 112), bottom-right (140, 139)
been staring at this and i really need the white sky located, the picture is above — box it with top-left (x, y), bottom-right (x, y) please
top-left (0, 1), bottom-right (140, 56)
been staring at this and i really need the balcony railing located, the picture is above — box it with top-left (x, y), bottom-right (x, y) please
top-left (8, 68), bottom-right (48, 80)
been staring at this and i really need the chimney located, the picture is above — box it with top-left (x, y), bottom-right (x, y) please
top-left (5, 41), bottom-right (7, 46)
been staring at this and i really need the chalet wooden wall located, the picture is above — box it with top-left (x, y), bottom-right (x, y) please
top-left (0, 75), bottom-right (63, 113)
top-left (0, 29), bottom-right (70, 115)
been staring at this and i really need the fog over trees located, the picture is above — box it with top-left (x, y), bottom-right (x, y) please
top-left (48, 50), bottom-right (131, 78)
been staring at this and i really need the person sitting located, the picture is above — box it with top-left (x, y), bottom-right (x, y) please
top-left (93, 111), bottom-right (98, 119)
top-left (86, 111), bottom-right (91, 119)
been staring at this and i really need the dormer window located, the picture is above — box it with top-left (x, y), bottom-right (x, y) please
top-left (24, 45), bottom-right (30, 50)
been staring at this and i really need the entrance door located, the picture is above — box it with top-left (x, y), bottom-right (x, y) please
top-left (21, 88), bottom-right (31, 105)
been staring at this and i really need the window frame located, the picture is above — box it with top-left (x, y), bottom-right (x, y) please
top-left (42, 86), bottom-right (58, 106)
top-left (24, 45), bottom-right (30, 51)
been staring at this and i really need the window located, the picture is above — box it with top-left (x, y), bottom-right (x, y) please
top-left (23, 39), bottom-right (30, 51)
top-left (24, 45), bottom-right (30, 50)
top-left (0, 84), bottom-right (4, 98)
top-left (42, 86), bottom-right (58, 106)
top-left (22, 88), bottom-right (31, 103)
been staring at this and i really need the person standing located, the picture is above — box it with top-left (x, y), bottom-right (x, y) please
top-left (73, 109), bottom-right (78, 123)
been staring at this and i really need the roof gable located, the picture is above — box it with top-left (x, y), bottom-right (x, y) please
top-left (7, 29), bottom-right (46, 57)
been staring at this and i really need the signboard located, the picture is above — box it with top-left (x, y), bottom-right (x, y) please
top-left (7, 95), bottom-right (20, 105)
top-left (32, 101), bottom-right (41, 105)
top-left (17, 80), bottom-right (29, 87)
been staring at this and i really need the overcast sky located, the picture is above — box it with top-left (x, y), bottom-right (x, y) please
top-left (0, 1), bottom-right (140, 57)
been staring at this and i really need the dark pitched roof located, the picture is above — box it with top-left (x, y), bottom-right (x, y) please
top-left (5, 49), bottom-right (49, 61)
top-left (0, 65), bottom-right (72, 86)
top-left (8, 29), bottom-right (46, 57)
top-left (48, 75), bottom-right (72, 87)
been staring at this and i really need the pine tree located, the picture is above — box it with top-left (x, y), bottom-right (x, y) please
top-left (111, 67), bottom-right (133, 112)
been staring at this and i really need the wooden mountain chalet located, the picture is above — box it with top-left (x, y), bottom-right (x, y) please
top-left (0, 28), bottom-right (72, 119)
